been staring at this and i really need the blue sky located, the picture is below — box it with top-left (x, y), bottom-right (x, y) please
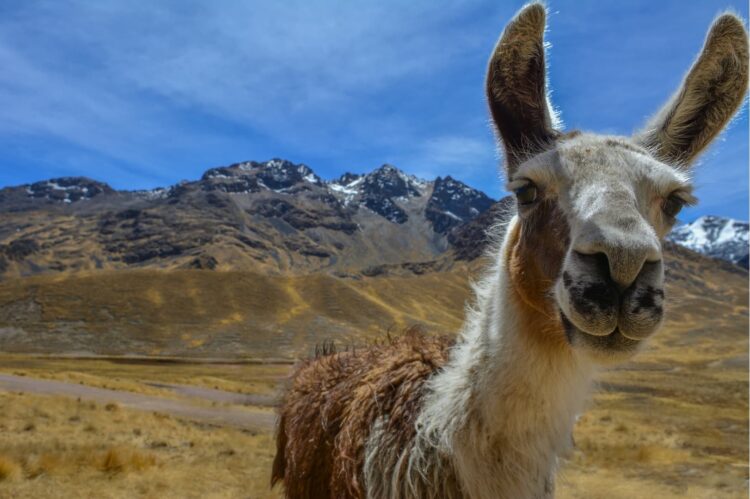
top-left (0, 0), bottom-right (747, 222)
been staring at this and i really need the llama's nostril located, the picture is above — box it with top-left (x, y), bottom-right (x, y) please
top-left (591, 252), bottom-right (611, 279)
top-left (574, 243), bottom-right (659, 290)
top-left (573, 251), bottom-right (613, 282)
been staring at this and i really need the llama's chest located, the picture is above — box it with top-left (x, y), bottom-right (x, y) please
top-left (451, 429), bottom-right (561, 499)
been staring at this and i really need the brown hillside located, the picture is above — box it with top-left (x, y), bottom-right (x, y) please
top-left (0, 242), bottom-right (744, 359)
top-left (0, 268), bottom-right (471, 359)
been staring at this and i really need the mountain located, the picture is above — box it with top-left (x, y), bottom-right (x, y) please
top-left (667, 216), bottom-right (749, 269)
top-left (0, 159), bottom-right (495, 279)
top-left (0, 161), bottom-right (746, 359)
top-left (329, 164), bottom-right (427, 223)
top-left (0, 177), bottom-right (115, 210)
top-left (1, 160), bottom-right (746, 281)
top-left (0, 221), bottom-right (744, 359)
top-left (426, 176), bottom-right (495, 234)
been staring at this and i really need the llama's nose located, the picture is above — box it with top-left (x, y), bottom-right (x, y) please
top-left (575, 231), bottom-right (661, 289)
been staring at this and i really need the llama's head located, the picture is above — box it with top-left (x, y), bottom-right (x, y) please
top-left (489, 4), bottom-right (748, 363)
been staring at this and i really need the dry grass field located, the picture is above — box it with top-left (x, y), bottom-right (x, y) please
top-left (0, 246), bottom-right (746, 498)
top-left (0, 269), bottom-right (470, 359)
top-left (0, 390), bottom-right (278, 499)
top-left (0, 313), bottom-right (746, 498)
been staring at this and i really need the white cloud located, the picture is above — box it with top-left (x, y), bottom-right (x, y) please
top-left (0, 0), bottom-right (489, 166)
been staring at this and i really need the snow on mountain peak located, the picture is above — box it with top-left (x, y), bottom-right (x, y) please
top-left (24, 177), bottom-right (114, 203)
top-left (200, 159), bottom-right (322, 194)
top-left (668, 215), bottom-right (749, 268)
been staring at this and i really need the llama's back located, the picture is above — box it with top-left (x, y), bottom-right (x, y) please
top-left (272, 329), bottom-right (452, 499)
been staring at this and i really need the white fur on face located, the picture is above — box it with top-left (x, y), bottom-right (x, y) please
top-left (511, 134), bottom-right (692, 359)
top-left (511, 134), bottom-right (692, 244)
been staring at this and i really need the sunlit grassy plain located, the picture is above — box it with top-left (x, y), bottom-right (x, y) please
top-left (0, 390), bottom-right (277, 499)
top-left (0, 317), bottom-right (746, 499)
top-left (0, 247), bottom-right (746, 497)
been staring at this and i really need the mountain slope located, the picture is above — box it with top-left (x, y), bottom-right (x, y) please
top-left (0, 160), bottom-right (497, 279)
top-left (0, 237), bottom-right (744, 358)
top-left (1, 161), bottom-right (746, 281)
top-left (0, 268), bottom-right (472, 358)
top-left (0, 162), bottom-right (746, 358)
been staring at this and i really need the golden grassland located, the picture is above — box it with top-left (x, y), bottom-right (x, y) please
top-left (0, 269), bottom-right (471, 359)
top-left (0, 317), bottom-right (746, 498)
top-left (558, 330), bottom-right (748, 497)
top-left (0, 247), bottom-right (746, 497)
top-left (0, 391), bottom-right (278, 499)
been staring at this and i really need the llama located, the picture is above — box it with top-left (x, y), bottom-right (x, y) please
top-left (272, 4), bottom-right (748, 498)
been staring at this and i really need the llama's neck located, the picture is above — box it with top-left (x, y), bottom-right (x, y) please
top-left (416, 217), bottom-right (595, 498)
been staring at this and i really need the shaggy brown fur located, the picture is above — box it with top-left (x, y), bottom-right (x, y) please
top-left (272, 328), bottom-right (453, 499)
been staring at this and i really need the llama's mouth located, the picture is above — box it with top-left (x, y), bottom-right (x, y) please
top-left (560, 312), bottom-right (641, 355)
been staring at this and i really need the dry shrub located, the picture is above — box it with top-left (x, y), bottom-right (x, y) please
top-left (25, 453), bottom-right (62, 478)
top-left (104, 403), bottom-right (119, 412)
top-left (100, 448), bottom-right (125, 473)
top-left (0, 455), bottom-right (21, 481)
top-left (636, 445), bottom-right (655, 463)
top-left (99, 446), bottom-right (156, 474)
top-left (635, 444), bottom-right (690, 465)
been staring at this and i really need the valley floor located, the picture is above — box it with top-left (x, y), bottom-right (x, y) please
top-left (0, 335), bottom-right (746, 498)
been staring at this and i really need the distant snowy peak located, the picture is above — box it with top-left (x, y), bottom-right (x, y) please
top-left (328, 164), bottom-right (429, 223)
top-left (25, 177), bottom-right (114, 203)
top-left (3, 160), bottom-right (497, 231)
top-left (332, 172), bottom-right (363, 186)
top-left (328, 173), bottom-right (364, 205)
top-left (327, 165), bottom-right (496, 226)
top-left (200, 158), bottom-right (322, 194)
top-left (133, 187), bottom-right (169, 200)
top-left (426, 176), bottom-right (495, 234)
top-left (668, 215), bottom-right (749, 268)
top-left (360, 164), bottom-right (426, 199)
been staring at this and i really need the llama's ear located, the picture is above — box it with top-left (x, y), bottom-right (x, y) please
top-left (487, 2), bottom-right (558, 176)
top-left (636, 13), bottom-right (749, 168)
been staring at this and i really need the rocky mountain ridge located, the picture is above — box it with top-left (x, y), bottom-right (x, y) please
top-left (0, 159), bottom-right (746, 279)
top-left (0, 159), bottom-right (496, 278)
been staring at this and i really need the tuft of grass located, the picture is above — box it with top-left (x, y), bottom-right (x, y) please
top-left (0, 455), bottom-right (21, 482)
top-left (99, 446), bottom-right (156, 474)
top-left (26, 453), bottom-right (62, 478)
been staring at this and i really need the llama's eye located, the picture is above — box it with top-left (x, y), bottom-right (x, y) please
top-left (662, 194), bottom-right (685, 219)
top-left (514, 182), bottom-right (538, 205)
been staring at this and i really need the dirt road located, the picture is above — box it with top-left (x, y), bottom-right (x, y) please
top-left (0, 373), bottom-right (275, 431)
top-left (146, 381), bottom-right (279, 407)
